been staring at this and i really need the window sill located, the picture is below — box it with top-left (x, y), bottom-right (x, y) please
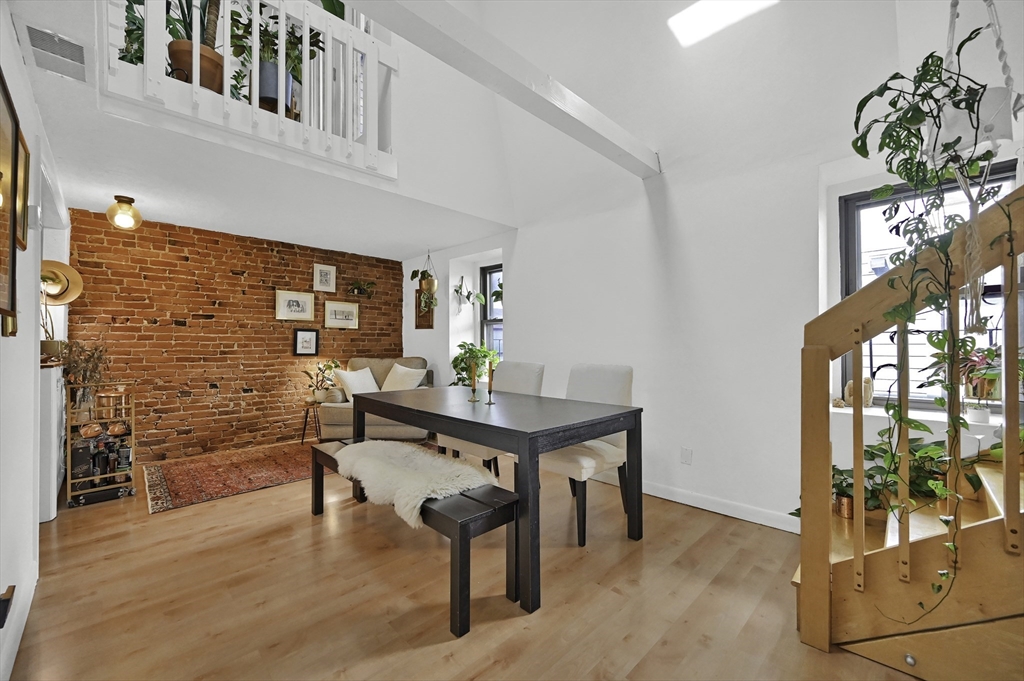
top-left (829, 405), bottom-right (1003, 435)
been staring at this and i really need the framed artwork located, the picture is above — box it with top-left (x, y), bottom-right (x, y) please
top-left (15, 131), bottom-right (27, 251)
top-left (293, 328), bottom-right (319, 356)
top-left (0, 66), bottom-right (18, 320)
top-left (325, 301), bottom-right (358, 329)
top-left (313, 263), bottom-right (336, 292)
top-left (275, 290), bottom-right (315, 321)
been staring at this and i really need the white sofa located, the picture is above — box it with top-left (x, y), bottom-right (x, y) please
top-left (318, 357), bottom-right (433, 441)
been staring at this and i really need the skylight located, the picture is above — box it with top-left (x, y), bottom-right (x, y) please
top-left (667, 0), bottom-right (779, 48)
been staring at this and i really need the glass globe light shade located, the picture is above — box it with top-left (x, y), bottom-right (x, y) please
top-left (106, 195), bottom-right (142, 231)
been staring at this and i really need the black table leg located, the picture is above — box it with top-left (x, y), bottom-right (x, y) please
top-left (451, 522), bottom-right (472, 637)
top-left (312, 448), bottom-right (324, 516)
top-left (626, 413), bottom-right (643, 540)
top-left (517, 436), bottom-right (541, 613)
top-left (353, 400), bottom-right (366, 440)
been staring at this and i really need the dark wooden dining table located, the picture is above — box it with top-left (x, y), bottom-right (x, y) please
top-left (352, 386), bottom-right (643, 613)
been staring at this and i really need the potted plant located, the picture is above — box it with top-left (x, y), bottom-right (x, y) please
top-left (62, 340), bottom-right (111, 413)
top-left (119, 0), bottom-right (226, 94)
top-left (303, 359), bottom-right (341, 402)
top-left (453, 276), bottom-right (485, 314)
top-left (450, 342), bottom-right (498, 387)
top-left (230, 2), bottom-right (327, 116)
top-left (411, 255), bottom-right (439, 313)
top-left (963, 347), bottom-right (998, 423)
top-left (347, 280), bottom-right (376, 299)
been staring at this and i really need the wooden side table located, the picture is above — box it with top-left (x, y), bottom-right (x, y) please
top-left (301, 403), bottom-right (321, 444)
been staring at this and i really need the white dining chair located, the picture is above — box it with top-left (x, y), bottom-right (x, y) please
top-left (437, 361), bottom-right (545, 476)
top-left (539, 363), bottom-right (633, 547)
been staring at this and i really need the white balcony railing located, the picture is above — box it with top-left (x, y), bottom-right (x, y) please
top-left (102, 0), bottom-right (398, 179)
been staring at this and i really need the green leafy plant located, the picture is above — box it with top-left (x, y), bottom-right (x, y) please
top-left (409, 269), bottom-right (434, 282)
top-left (850, 24), bottom-right (1024, 623)
top-left (118, 0), bottom-right (221, 66)
top-left (491, 281), bottom-right (503, 303)
top-left (450, 342), bottom-right (498, 387)
top-left (302, 359), bottom-right (341, 392)
top-left (229, 2), bottom-right (326, 101)
top-left (347, 280), bottom-right (376, 299)
top-left (453, 278), bottom-right (485, 312)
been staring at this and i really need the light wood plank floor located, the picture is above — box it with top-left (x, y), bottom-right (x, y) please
top-left (13, 463), bottom-right (912, 680)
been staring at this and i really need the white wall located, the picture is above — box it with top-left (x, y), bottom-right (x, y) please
top-left (404, 233), bottom-right (515, 387)
top-left (0, 1), bottom-right (67, 676)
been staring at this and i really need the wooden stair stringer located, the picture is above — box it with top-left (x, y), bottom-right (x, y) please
top-left (831, 513), bottom-right (1024, 644)
top-left (840, 616), bottom-right (1024, 681)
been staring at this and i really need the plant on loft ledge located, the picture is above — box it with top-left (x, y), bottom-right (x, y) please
top-left (347, 280), bottom-right (376, 299)
top-left (450, 342), bottom-right (498, 387)
top-left (120, 0), bottom-right (226, 94)
top-left (410, 254), bottom-right (438, 314)
top-left (851, 18), bottom-right (1023, 624)
top-left (229, 1), bottom-right (341, 116)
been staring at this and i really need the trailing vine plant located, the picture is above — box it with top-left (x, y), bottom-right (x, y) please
top-left (852, 26), bottom-right (1022, 623)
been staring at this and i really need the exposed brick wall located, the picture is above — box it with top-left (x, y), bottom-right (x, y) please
top-left (68, 209), bottom-right (403, 461)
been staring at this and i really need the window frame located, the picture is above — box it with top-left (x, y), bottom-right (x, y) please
top-left (838, 159), bottom-right (1018, 410)
top-left (480, 264), bottom-right (502, 356)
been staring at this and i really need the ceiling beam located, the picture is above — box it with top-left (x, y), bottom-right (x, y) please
top-left (356, 0), bottom-right (661, 179)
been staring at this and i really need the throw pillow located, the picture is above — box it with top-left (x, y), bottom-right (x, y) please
top-left (381, 363), bottom-right (428, 391)
top-left (334, 367), bottom-right (380, 401)
top-left (323, 387), bottom-right (345, 403)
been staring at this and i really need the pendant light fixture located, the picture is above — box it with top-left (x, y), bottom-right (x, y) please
top-left (106, 195), bottom-right (142, 231)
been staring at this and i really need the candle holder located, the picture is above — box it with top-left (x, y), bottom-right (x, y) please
top-left (485, 388), bottom-right (495, 405)
top-left (468, 387), bottom-right (480, 403)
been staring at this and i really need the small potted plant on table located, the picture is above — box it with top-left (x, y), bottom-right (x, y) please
top-left (303, 359), bottom-right (341, 403)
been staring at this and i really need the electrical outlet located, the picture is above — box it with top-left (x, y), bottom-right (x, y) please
top-left (680, 447), bottom-right (693, 466)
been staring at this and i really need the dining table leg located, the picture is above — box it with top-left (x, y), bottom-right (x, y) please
top-left (626, 413), bottom-right (643, 540)
top-left (517, 436), bottom-right (541, 613)
top-left (353, 401), bottom-right (366, 441)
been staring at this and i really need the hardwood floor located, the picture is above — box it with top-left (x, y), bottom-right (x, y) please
top-left (12, 463), bottom-right (912, 680)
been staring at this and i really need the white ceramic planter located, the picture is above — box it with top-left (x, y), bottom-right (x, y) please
top-left (966, 406), bottom-right (991, 425)
top-left (312, 389), bottom-right (329, 403)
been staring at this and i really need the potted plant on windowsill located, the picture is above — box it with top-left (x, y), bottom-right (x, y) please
top-left (963, 347), bottom-right (998, 424)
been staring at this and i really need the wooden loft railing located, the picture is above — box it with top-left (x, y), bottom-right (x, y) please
top-left (101, 0), bottom-right (398, 179)
top-left (799, 185), bottom-right (1024, 654)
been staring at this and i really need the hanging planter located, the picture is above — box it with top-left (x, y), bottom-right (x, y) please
top-left (411, 253), bottom-right (439, 313)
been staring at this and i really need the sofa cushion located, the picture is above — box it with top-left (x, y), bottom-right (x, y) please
top-left (319, 402), bottom-right (419, 429)
top-left (381, 363), bottom-right (428, 391)
top-left (349, 357), bottom-right (429, 390)
top-left (334, 367), bottom-right (380, 401)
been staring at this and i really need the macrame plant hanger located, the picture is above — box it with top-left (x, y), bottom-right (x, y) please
top-left (942, 0), bottom-right (1024, 334)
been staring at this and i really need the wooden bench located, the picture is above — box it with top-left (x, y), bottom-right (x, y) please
top-left (311, 441), bottom-right (519, 637)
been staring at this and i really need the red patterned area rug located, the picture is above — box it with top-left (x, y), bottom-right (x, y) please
top-left (143, 442), bottom-right (315, 514)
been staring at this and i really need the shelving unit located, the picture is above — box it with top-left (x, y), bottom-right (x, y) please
top-left (65, 381), bottom-right (136, 507)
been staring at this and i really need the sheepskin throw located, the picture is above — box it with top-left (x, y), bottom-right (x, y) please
top-left (330, 441), bottom-right (498, 528)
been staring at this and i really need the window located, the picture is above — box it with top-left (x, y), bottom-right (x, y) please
top-left (839, 160), bottom-right (1017, 407)
top-left (481, 265), bottom-right (503, 360)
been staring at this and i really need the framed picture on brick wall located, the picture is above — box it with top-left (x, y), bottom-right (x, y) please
top-left (293, 328), bottom-right (319, 356)
top-left (325, 301), bottom-right (358, 329)
top-left (313, 263), bottom-right (336, 293)
top-left (276, 290), bottom-right (315, 321)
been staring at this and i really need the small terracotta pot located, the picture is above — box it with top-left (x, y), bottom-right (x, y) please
top-left (835, 495), bottom-right (854, 519)
top-left (167, 40), bottom-right (224, 94)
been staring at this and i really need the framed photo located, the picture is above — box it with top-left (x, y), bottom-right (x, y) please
top-left (0, 66), bottom-right (18, 320)
top-left (325, 301), bottom-right (358, 329)
top-left (275, 290), bottom-right (315, 321)
top-left (15, 131), bottom-right (28, 251)
top-left (293, 328), bottom-right (319, 356)
top-left (313, 263), bottom-right (336, 292)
